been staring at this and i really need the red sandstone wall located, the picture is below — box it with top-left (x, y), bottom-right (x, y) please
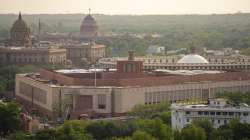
top-left (117, 61), bottom-right (143, 73)
top-left (40, 69), bottom-right (75, 85)
top-left (40, 69), bottom-right (250, 87)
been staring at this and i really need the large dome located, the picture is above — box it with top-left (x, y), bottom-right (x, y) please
top-left (177, 54), bottom-right (209, 64)
top-left (10, 12), bottom-right (31, 46)
top-left (80, 12), bottom-right (98, 40)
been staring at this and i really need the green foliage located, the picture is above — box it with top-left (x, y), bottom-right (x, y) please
top-left (0, 102), bottom-right (21, 137)
top-left (7, 132), bottom-right (30, 140)
top-left (131, 131), bottom-right (157, 140)
top-left (128, 102), bottom-right (170, 119)
top-left (181, 124), bottom-right (207, 140)
top-left (2, 14), bottom-right (250, 55)
top-left (56, 120), bottom-right (92, 140)
top-left (35, 129), bottom-right (57, 140)
top-left (131, 119), bottom-right (172, 140)
top-left (155, 111), bottom-right (171, 125)
top-left (86, 120), bottom-right (134, 140)
top-left (216, 91), bottom-right (250, 105)
top-left (192, 119), bottom-right (214, 140)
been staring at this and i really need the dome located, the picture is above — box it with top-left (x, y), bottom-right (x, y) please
top-left (10, 12), bottom-right (31, 46)
top-left (177, 54), bottom-right (209, 64)
top-left (80, 12), bottom-right (98, 40)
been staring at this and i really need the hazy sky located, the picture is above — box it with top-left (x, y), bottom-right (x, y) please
top-left (0, 0), bottom-right (250, 15)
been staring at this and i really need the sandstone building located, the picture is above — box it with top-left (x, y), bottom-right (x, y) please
top-left (62, 42), bottom-right (105, 65)
top-left (15, 52), bottom-right (250, 120)
top-left (0, 47), bottom-right (66, 65)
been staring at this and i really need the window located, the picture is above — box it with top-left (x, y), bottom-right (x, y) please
top-left (186, 118), bottom-right (190, 122)
top-left (198, 111), bottom-right (203, 115)
top-left (216, 112), bottom-right (221, 115)
top-left (229, 112), bottom-right (234, 116)
top-left (218, 120), bottom-right (220, 124)
top-left (224, 120), bottom-right (227, 124)
top-left (243, 112), bottom-right (249, 116)
top-left (186, 111), bottom-right (190, 115)
top-left (222, 112), bottom-right (228, 115)
top-left (98, 94), bottom-right (106, 109)
top-left (204, 112), bottom-right (208, 115)
top-left (210, 112), bottom-right (215, 115)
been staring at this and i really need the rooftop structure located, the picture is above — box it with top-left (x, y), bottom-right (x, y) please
top-left (171, 99), bottom-right (250, 129)
top-left (177, 54), bottom-right (209, 64)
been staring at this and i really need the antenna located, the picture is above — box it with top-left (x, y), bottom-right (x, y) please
top-left (89, 8), bottom-right (91, 15)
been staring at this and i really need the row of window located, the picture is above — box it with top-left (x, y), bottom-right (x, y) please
top-left (145, 91), bottom-right (203, 104)
top-left (186, 111), bottom-right (249, 116)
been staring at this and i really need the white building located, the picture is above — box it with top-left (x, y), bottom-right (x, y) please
top-left (171, 99), bottom-right (250, 129)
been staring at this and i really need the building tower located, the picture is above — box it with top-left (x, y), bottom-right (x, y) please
top-left (80, 9), bottom-right (99, 41)
top-left (10, 12), bottom-right (31, 46)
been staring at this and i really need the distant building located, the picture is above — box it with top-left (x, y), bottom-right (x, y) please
top-left (171, 99), bottom-right (250, 129)
top-left (0, 46), bottom-right (66, 65)
top-left (146, 45), bottom-right (165, 54)
top-left (62, 42), bottom-right (106, 65)
top-left (8, 12), bottom-right (31, 47)
top-left (80, 10), bottom-right (99, 41)
top-left (15, 52), bottom-right (250, 120)
top-left (99, 52), bottom-right (250, 71)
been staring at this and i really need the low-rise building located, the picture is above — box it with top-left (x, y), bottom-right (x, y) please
top-left (0, 46), bottom-right (67, 65)
top-left (15, 52), bottom-right (250, 120)
top-left (171, 99), bottom-right (250, 129)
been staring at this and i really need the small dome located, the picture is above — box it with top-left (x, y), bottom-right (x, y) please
top-left (177, 54), bottom-right (209, 64)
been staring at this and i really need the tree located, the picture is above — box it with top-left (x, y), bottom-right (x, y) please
top-left (193, 119), bottom-right (214, 140)
top-left (7, 132), bottom-right (30, 140)
top-left (86, 120), bottom-right (134, 140)
top-left (129, 102), bottom-right (170, 119)
top-left (0, 102), bottom-right (21, 137)
top-left (181, 124), bottom-right (206, 140)
top-left (156, 111), bottom-right (171, 125)
top-left (56, 120), bottom-right (92, 140)
top-left (132, 119), bottom-right (173, 140)
top-left (34, 129), bottom-right (57, 140)
top-left (132, 131), bottom-right (157, 140)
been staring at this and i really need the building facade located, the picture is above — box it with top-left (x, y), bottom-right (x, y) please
top-left (171, 99), bottom-right (250, 129)
top-left (0, 47), bottom-right (67, 64)
top-left (99, 54), bottom-right (250, 71)
top-left (62, 42), bottom-right (105, 65)
top-left (15, 53), bottom-right (250, 120)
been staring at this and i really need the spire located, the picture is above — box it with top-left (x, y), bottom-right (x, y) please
top-left (89, 8), bottom-right (91, 15)
top-left (38, 18), bottom-right (41, 43)
top-left (18, 11), bottom-right (22, 20)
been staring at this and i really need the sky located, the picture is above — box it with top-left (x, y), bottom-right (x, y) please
top-left (0, 0), bottom-right (250, 15)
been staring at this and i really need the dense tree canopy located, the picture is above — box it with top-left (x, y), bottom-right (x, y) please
top-left (0, 102), bottom-right (21, 137)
